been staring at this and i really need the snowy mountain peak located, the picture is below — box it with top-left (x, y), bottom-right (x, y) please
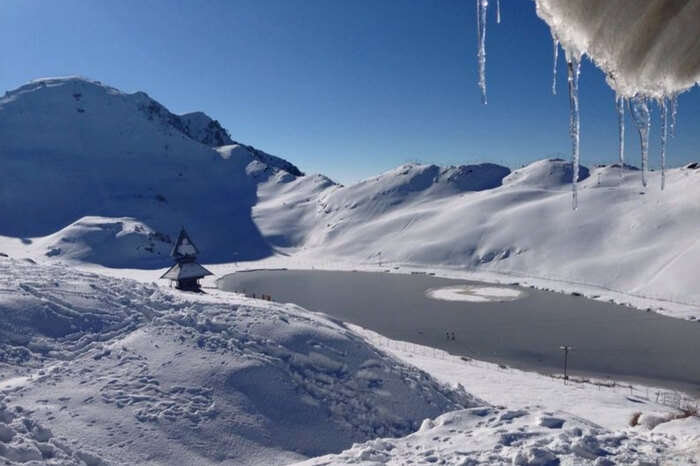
top-left (2, 76), bottom-right (236, 149)
top-left (362, 162), bottom-right (510, 197)
top-left (178, 111), bottom-right (233, 147)
top-left (503, 158), bottom-right (590, 188)
top-left (3, 76), bottom-right (121, 100)
top-left (0, 77), bottom-right (304, 263)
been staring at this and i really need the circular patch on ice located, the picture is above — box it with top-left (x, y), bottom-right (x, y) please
top-left (426, 285), bottom-right (524, 303)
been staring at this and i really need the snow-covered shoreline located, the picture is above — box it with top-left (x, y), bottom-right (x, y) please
top-left (0, 257), bottom-right (698, 464)
top-left (189, 255), bottom-right (700, 322)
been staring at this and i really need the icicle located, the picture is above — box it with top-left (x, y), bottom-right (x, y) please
top-left (566, 52), bottom-right (582, 210)
top-left (616, 94), bottom-right (625, 177)
top-left (552, 35), bottom-right (559, 95)
top-left (496, 0), bottom-right (501, 24)
top-left (629, 95), bottom-right (650, 189)
top-left (476, 0), bottom-right (489, 104)
top-left (660, 98), bottom-right (668, 190)
top-left (670, 94), bottom-right (678, 137)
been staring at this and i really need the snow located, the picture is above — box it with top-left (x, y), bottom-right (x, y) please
top-left (0, 257), bottom-right (472, 465)
top-left (0, 257), bottom-right (696, 464)
top-left (426, 285), bottom-right (523, 303)
top-left (0, 77), bottom-right (301, 265)
top-left (175, 239), bottom-right (197, 257)
top-left (160, 261), bottom-right (212, 280)
top-left (1, 75), bottom-right (699, 462)
top-left (534, 0), bottom-right (700, 99)
top-left (295, 325), bottom-right (700, 465)
top-left (477, 2), bottom-right (700, 198)
top-left (258, 160), bottom-right (700, 320)
top-left (5, 78), bottom-right (700, 323)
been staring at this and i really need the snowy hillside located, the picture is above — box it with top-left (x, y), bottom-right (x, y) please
top-left (0, 257), bottom-right (471, 465)
top-left (251, 158), bottom-right (700, 313)
top-left (0, 77), bottom-right (302, 266)
top-left (2, 76), bottom-right (700, 311)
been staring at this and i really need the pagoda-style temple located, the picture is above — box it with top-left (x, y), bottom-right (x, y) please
top-left (161, 228), bottom-right (213, 291)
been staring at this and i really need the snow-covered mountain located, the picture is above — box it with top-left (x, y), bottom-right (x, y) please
top-left (3, 76), bottom-right (700, 309)
top-left (254, 158), bottom-right (700, 308)
top-left (1, 77), bottom-right (699, 464)
top-left (0, 77), bottom-right (303, 266)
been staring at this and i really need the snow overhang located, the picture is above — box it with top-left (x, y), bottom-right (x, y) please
top-left (534, 0), bottom-right (700, 99)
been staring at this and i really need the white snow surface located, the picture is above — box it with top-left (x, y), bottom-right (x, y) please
top-left (534, 0), bottom-right (700, 98)
top-left (0, 77), bottom-right (302, 265)
top-left (1, 258), bottom-right (697, 465)
top-left (295, 326), bottom-right (700, 465)
top-left (252, 159), bottom-right (700, 320)
top-left (426, 285), bottom-right (523, 303)
top-left (1, 77), bottom-right (699, 462)
top-left (0, 257), bottom-right (472, 465)
top-left (3, 78), bottom-right (700, 320)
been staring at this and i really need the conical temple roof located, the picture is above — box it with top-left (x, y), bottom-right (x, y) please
top-left (171, 228), bottom-right (200, 259)
top-left (160, 262), bottom-right (213, 280)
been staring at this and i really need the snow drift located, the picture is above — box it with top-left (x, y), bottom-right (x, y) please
top-left (0, 257), bottom-right (472, 465)
top-left (535, 0), bottom-right (700, 98)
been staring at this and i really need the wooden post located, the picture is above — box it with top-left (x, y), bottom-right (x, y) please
top-left (559, 345), bottom-right (573, 383)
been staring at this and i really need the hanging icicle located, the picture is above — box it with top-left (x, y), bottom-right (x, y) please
top-left (476, 0), bottom-right (489, 104)
top-left (616, 94), bottom-right (625, 177)
top-left (552, 35), bottom-right (559, 95)
top-left (496, 0), bottom-right (501, 24)
top-left (629, 95), bottom-right (650, 189)
top-left (670, 94), bottom-right (678, 137)
top-left (566, 52), bottom-right (582, 210)
top-left (660, 98), bottom-right (668, 190)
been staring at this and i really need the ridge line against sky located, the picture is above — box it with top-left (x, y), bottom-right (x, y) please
top-left (2, 0), bottom-right (699, 184)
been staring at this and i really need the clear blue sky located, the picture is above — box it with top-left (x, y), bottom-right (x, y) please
top-left (2, 0), bottom-right (699, 183)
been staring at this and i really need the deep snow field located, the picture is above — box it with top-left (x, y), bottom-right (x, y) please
top-left (0, 258), bottom-right (473, 465)
top-left (0, 257), bottom-right (698, 465)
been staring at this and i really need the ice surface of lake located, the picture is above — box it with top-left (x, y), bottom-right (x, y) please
top-left (219, 270), bottom-right (700, 395)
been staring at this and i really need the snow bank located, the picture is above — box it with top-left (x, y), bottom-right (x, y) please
top-left (534, 0), bottom-right (700, 98)
top-left (0, 257), bottom-right (472, 465)
top-left (296, 406), bottom-right (676, 465)
top-left (295, 324), bottom-right (700, 465)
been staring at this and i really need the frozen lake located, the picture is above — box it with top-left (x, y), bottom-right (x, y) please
top-left (219, 269), bottom-right (700, 396)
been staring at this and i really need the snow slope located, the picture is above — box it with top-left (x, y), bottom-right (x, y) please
top-left (0, 257), bottom-right (473, 465)
top-left (3, 77), bottom-right (700, 314)
top-left (310, 326), bottom-right (700, 465)
top-left (251, 159), bottom-right (700, 315)
top-left (0, 77), bottom-right (303, 266)
top-left (298, 407), bottom-right (684, 465)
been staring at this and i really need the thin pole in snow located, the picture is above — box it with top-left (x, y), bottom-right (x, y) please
top-left (559, 345), bottom-right (573, 383)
